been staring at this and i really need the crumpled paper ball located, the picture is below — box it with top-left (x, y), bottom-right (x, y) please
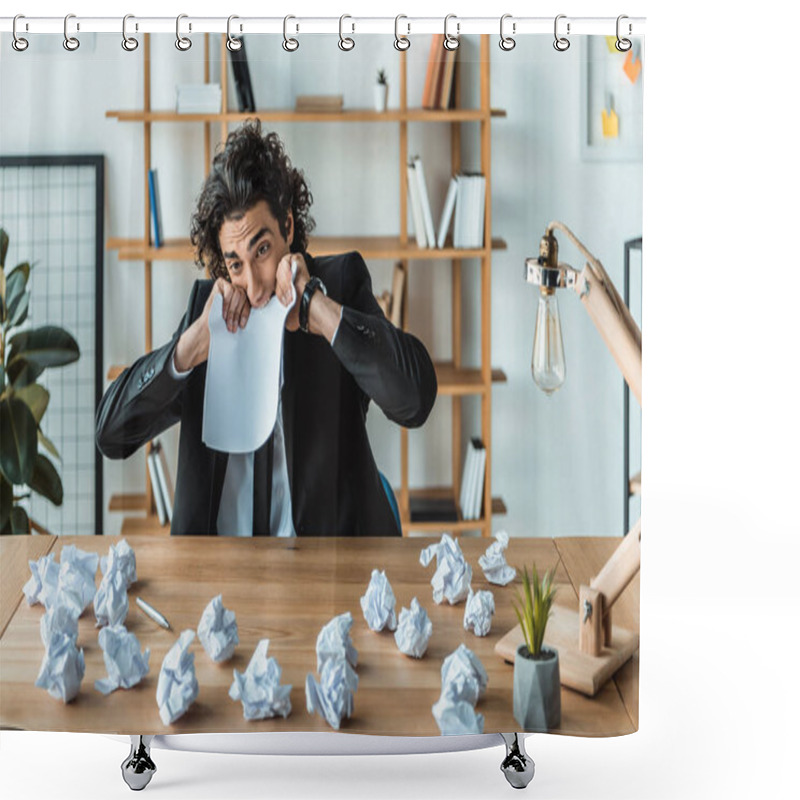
top-left (40, 595), bottom-right (80, 647)
top-left (463, 588), bottom-right (495, 637)
top-left (360, 569), bottom-right (397, 632)
top-left (478, 530), bottom-right (517, 585)
top-left (440, 643), bottom-right (489, 706)
top-left (54, 545), bottom-right (99, 616)
top-left (420, 533), bottom-right (472, 605)
top-left (315, 612), bottom-right (358, 672)
top-left (100, 538), bottom-right (137, 588)
top-left (23, 552), bottom-right (60, 608)
top-left (432, 697), bottom-right (485, 735)
top-left (34, 631), bottom-right (85, 703)
top-left (156, 629), bottom-right (199, 725)
top-left (95, 624), bottom-right (150, 695)
top-left (229, 639), bottom-right (292, 720)
top-left (394, 597), bottom-right (433, 658)
top-left (94, 564), bottom-right (129, 628)
top-left (198, 594), bottom-right (239, 662)
top-left (305, 656), bottom-right (358, 730)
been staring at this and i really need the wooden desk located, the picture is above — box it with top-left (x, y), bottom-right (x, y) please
top-left (0, 535), bottom-right (638, 737)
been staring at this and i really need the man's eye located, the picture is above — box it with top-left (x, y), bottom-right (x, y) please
top-left (228, 262), bottom-right (241, 272)
top-left (258, 243), bottom-right (269, 256)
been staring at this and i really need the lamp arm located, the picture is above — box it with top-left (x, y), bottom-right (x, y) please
top-left (547, 220), bottom-right (643, 406)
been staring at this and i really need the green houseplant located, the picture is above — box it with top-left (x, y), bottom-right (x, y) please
top-left (512, 564), bottom-right (561, 730)
top-left (0, 229), bottom-right (80, 534)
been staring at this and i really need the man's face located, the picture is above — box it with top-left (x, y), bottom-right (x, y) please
top-left (218, 200), bottom-right (293, 309)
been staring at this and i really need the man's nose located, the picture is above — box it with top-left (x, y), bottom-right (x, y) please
top-left (245, 265), bottom-right (269, 308)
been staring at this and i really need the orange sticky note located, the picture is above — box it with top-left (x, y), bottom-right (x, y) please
top-left (601, 108), bottom-right (619, 138)
top-left (623, 49), bottom-right (642, 83)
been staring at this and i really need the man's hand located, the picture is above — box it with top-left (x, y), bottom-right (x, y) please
top-left (174, 278), bottom-right (250, 371)
top-left (276, 252), bottom-right (309, 332)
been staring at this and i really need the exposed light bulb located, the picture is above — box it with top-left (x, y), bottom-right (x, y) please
top-left (531, 291), bottom-right (566, 394)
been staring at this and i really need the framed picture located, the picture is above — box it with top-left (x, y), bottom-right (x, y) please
top-left (581, 35), bottom-right (644, 161)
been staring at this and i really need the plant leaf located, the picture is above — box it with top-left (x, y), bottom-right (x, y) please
top-left (38, 429), bottom-right (61, 461)
top-left (7, 290), bottom-right (28, 328)
top-left (10, 505), bottom-right (30, 535)
top-left (0, 476), bottom-right (12, 531)
top-left (8, 326), bottom-right (80, 371)
top-left (0, 228), bottom-right (8, 269)
top-left (29, 453), bottom-right (63, 506)
top-left (0, 292), bottom-right (5, 324)
top-left (4, 267), bottom-right (28, 327)
top-left (13, 383), bottom-right (50, 424)
top-left (0, 396), bottom-right (38, 485)
top-left (7, 359), bottom-right (45, 388)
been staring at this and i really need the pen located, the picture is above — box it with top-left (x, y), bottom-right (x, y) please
top-left (136, 597), bottom-right (171, 630)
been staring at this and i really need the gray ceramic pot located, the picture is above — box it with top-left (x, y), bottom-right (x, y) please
top-left (513, 644), bottom-right (561, 731)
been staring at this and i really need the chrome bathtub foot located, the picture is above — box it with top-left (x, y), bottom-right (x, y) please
top-left (122, 735), bottom-right (156, 791)
top-left (500, 733), bottom-right (534, 789)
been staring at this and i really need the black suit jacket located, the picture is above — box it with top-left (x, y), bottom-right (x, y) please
top-left (96, 251), bottom-right (437, 536)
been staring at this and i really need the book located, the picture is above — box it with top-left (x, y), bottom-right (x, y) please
top-left (406, 161), bottom-right (428, 248)
top-left (438, 46), bottom-right (458, 109)
top-left (152, 440), bottom-right (174, 522)
top-left (295, 95), bottom-right (344, 112)
top-left (228, 36), bottom-right (255, 113)
top-left (470, 439), bottom-right (487, 520)
top-left (390, 263), bottom-right (406, 328)
top-left (147, 450), bottom-right (167, 525)
top-left (148, 169), bottom-right (162, 248)
top-left (409, 496), bottom-right (459, 523)
top-left (422, 35), bottom-right (446, 108)
top-left (459, 442), bottom-right (477, 519)
top-left (437, 176), bottom-right (459, 248)
top-left (412, 156), bottom-right (436, 250)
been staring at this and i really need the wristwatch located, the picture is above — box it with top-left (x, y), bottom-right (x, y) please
top-left (299, 276), bottom-right (327, 333)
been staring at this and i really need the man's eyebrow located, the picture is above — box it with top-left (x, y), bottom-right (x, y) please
top-left (222, 226), bottom-right (272, 260)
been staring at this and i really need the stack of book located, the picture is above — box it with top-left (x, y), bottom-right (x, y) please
top-left (295, 95), bottom-right (344, 113)
top-left (422, 35), bottom-right (458, 110)
top-left (407, 161), bottom-right (486, 250)
top-left (459, 438), bottom-right (487, 521)
top-left (147, 439), bottom-right (175, 526)
top-left (176, 83), bottom-right (222, 114)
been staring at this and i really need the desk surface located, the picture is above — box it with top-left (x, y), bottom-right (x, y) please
top-left (0, 535), bottom-right (638, 737)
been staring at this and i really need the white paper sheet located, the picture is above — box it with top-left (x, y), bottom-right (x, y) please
top-left (202, 281), bottom-right (295, 454)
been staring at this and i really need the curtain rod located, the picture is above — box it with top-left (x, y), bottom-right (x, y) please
top-left (0, 16), bottom-right (646, 37)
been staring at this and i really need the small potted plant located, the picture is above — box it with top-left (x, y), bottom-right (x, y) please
top-left (374, 68), bottom-right (389, 113)
top-left (512, 563), bottom-right (561, 731)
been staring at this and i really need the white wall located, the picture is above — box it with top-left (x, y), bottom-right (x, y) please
top-left (0, 33), bottom-right (641, 538)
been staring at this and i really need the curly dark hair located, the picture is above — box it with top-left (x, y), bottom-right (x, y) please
top-left (190, 120), bottom-right (315, 280)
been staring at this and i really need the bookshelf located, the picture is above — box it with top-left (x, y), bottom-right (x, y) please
top-left (105, 33), bottom-right (505, 538)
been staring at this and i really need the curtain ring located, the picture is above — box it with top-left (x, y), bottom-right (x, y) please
top-left (443, 14), bottom-right (460, 51)
top-left (615, 15), bottom-right (632, 51)
top-left (338, 14), bottom-right (355, 51)
top-left (12, 15), bottom-right (29, 52)
top-left (282, 15), bottom-right (299, 51)
top-left (394, 14), bottom-right (410, 51)
top-left (499, 14), bottom-right (516, 51)
top-left (226, 15), bottom-right (242, 52)
top-left (175, 14), bottom-right (192, 51)
top-left (121, 14), bottom-right (139, 51)
top-left (553, 14), bottom-right (570, 51)
top-left (63, 13), bottom-right (80, 51)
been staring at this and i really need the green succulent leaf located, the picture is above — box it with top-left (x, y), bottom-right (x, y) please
top-left (0, 476), bottom-right (12, 531)
top-left (7, 358), bottom-right (45, 389)
top-left (8, 326), bottom-right (80, 371)
top-left (29, 453), bottom-right (63, 507)
top-left (14, 383), bottom-right (50, 424)
top-left (10, 505), bottom-right (30, 535)
top-left (38, 429), bottom-right (61, 461)
top-left (0, 228), bottom-right (8, 269)
top-left (0, 395), bottom-right (38, 485)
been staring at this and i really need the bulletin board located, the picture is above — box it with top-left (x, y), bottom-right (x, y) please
top-left (581, 35), bottom-right (644, 161)
top-left (0, 155), bottom-right (104, 535)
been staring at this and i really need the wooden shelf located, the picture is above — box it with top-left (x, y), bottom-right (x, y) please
top-left (109, 493), bottom-right (147, 512)
top-left (397, 486), bottom-right (506, 535)
top-left (435, 362), bottom-right (506, 395)
top-left (106, 107), bottom-right (507, 124)
top-left (106, 235), bottom-right (507, 263)
top-left (120, 515), bottom-right (169, 536)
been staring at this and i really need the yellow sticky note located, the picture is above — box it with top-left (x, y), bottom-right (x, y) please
top-left (602, 109), bottom-right (619, 138)
top-left (605, 36), bottom-right (618, 53)
top-left (623, 49), bottom-right (642, 84)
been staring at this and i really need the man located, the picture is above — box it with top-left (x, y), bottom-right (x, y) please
top-left (96, 121), bottom-right (437, 537)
